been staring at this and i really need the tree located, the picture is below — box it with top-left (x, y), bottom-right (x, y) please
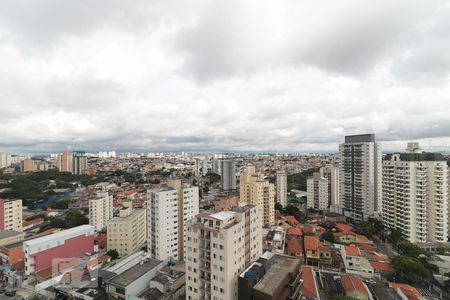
top-left (203, 186), bottom-right (210, 194)
top-left (397, 241), bottom-right (427, 257)
top-left (205, 172), bottom-right (221, 184)
top-left (357, 220), bottom-right (375, 237)
top-left (321, 231), bottom-right (336, 243)
top-left (392, 255), bottom-right (430, 283)
top-left (329, 294), bottom-right (353, 300)
top-left (388, 228), bottom-right (405, 246)
top-left (275, 202), bottom-right (284, 214)
top-left (106, 249), bottom-right (119, 260)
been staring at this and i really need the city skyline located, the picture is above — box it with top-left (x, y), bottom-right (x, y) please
top-left (1, 1), bottom-right (450, 153)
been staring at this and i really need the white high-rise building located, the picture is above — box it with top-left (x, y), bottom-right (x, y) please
top-left (307, 172), bottom-right (329, 210)
top-left (220, 160), bottom-right (236, 192)
top-left (194, 158), bottom-right (201, 176)
top-left (382, 143), bottom-right (448, 243)
top-left (0, 152), bottom-right (11, 168)
top-left (276, 169), bottom-right (288, 207)
top-left (147, 180), bottom-right (199, 261)
top-left (0, 198), bottom-right (22, 232)
top-left (185, 205), bottom-right (262, 300)
top-left (323, 164), bottom-right (340, 212)
top-left (89, 192), bottom-right (113, 231)
top-left (339, 134), bottom-right (382, 222)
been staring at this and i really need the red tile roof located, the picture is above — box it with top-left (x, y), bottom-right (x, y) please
top-left (23, 217), bottom-right (44, 227)
top-left (344, 245), bottom-right (361, 256)
top-left (287, 227), bottom-right (302, 236)
top-left (300, 266), bottom-right (319, 299)
top-left (335, 223), bottom-right (353, 232)
top-left (286, 216), bottom-right (300, 226)
top-left (341, 274), bottom-right (368, 296)
top-left (287, 240), bottom-right (303, 255)
top-left (360, 243), bottom-right (376, 254)
top-left (370, 261), bottom-right (395, 272)
top-left (304, 236), bottom-right (319, 251)
top-left (389, 283), bottom-right (421, 300)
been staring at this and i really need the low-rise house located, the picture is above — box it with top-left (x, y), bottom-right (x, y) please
top-left (287, 240), bottom-right (304, 260)
top-left (300, 265), bottom-right (319, 300)
top-left (341, 274), bottom-right (371, 300)
top-left (263, 226), bottom-right (285, 254)
top-left (340, 245), bottom-right (374, 278)
top-left (0, 230), bottom-right (24, 247)
top-left (305, 236), bottom-right (332, 267)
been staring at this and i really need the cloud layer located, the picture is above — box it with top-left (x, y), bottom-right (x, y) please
top-left (0, 0), bottom-right (450, 153)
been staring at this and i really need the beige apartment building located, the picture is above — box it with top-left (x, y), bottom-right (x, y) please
top-left (185, 205), bottom-right (262, 300)
top-left (107, 204), bottom-right (146, 257)
top-left (89, 191), bottom-right (113, 231)
top-left (240, 165), bottom-right (275, 226)
top-left (276, 169), bottom-right (288, 207)
top-left (0, 198), bottom-right (22, 232)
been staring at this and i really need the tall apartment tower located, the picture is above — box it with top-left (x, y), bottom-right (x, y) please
top-left (382, 143), bottom-right (448, 243)
top-left (0, 198), bottom-right (22, 232)
top-left (307, 172), bottom-right (329, 210)
top-left (339, 134), bottom-right (382, 222)
top-left (89, 192), bottom-right (113, 231)
top-left (185, 205), bottom-right (262, 300)
top-left (276, 170), bottom-right (288, 207)
top-left (58, 150), bottom-right (73, 173)
top-left (221, 160), bottom-right (237, 192)
top-left (0, 152), bottom-right (11, 168)
top-left (240, 165), bottom-right (275, 226)
top-left (307, 165), bottom-right (340, 211)
top-left (72, 151), bottom-right (88, 175)
top-left (147, 180), bottom-right (199, 261)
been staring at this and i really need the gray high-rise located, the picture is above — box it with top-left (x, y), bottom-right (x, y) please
top-left (339, 134), bottom-right (382, 222)
top-left (220, 160), bottom-right (236, 191)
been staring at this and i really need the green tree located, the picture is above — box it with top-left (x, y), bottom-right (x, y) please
top-left (329, 294), bottom-right (353, 300)
top-left (321, 231), bottom-right (336, 243)
top-left (275, 202), bottom-right (284, 214)
top-left (205, 172), bottom-right (221, 184)
top-left (397, 241), bottom-right (427, 258)
top-left (106, 249), bottom-right (119, 260)
top-left (388, 228), bottom-right (405, 246)
top-left (392, 255), bottom-right (430, 283)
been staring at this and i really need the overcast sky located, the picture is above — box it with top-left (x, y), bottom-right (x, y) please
top-left (1, 0), bottom-right (450, 154)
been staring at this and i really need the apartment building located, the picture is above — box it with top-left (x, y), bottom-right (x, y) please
top-left (107, 204), bottom-right (147, 257)
top-left (221, 160), bottom-right (237, 192)
top-left (382, 143), bottom-right (448, 243)
top-left (339, 134), bottom-right (382, 222)
top-left (0, 198), bottom-right (22, 232)
top-left (307, 164), bottom-right (340, 211)
top-left (276, 169), bottom-right (288, 207)
top-left (185, 205), bottom-right (262, 300)
top-left (57, 150), bottom-right (87, 174)
top-left (89, 191), bottom-right (113, 231)
top-left (147, 180), bottom-right (199, 261)
top-left (307, 172), bottom-right (329, 211)
top-left (240, 165), bottom-right (275, 226)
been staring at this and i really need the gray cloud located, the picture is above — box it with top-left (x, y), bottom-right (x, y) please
top-left (0, 0), bottom-right (449, 154)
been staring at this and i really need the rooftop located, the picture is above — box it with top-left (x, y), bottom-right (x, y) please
top-left (253, 254), bottom-right (300, 296)
top-left (107, 258), bottom-right (162, 287)
top-left (300, 265), bottom-right (319, 299)
top-left (109, 208), bottom-right (145, 222)
top-left (24, 225), bottom-right (94, 248)
top-left (210, 211), bottom-right (236, 221)
top-left (341, 274), bottom-right (368, 296)
top-left (0, 230), bottom-right (23, 240)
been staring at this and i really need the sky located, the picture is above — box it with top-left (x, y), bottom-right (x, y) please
top-left (0, 0), bottom-right (450, 154)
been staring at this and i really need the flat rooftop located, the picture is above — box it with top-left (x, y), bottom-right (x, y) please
top-left (109, 208), bottom-right (144, 222)
top-left (107, 258), bottom-right (162, 287)
top-left (23, 225), bottom-right (94, 247)
top-left (253, 255), bottom-right (300, 296)
top-left (0, 230), bottom-right (23, 239)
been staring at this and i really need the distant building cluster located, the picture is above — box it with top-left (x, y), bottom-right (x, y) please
top-left (0, 133), bottom-right (449, 299)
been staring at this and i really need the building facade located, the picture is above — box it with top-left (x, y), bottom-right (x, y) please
top-left (339, 134), bottom-right (382, 222)
top-left (220, 160), bottom-right (237, 192)
top-left (240, 165), bottom-right (275, 226)
top-left (307, 172), bottom-right (329, 211)
top-left (0, 198), bottom-right (22, 232)
top-left (382, 143), bottom-right (448, 243)
top-left (276, 170), bottom-right (288, 207)
top-left (147, 180), bottom-right (199, 261)
top-left (23, 225), bottom-right (95, 275)
top-left (0, 152), bottom-right (11, 169)
top-left (107, 205), bottom-right (147, 257)
top-left (89, 191), bottom-right (113, 231)
top-left (185, 205), bottom-right (262, 300)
